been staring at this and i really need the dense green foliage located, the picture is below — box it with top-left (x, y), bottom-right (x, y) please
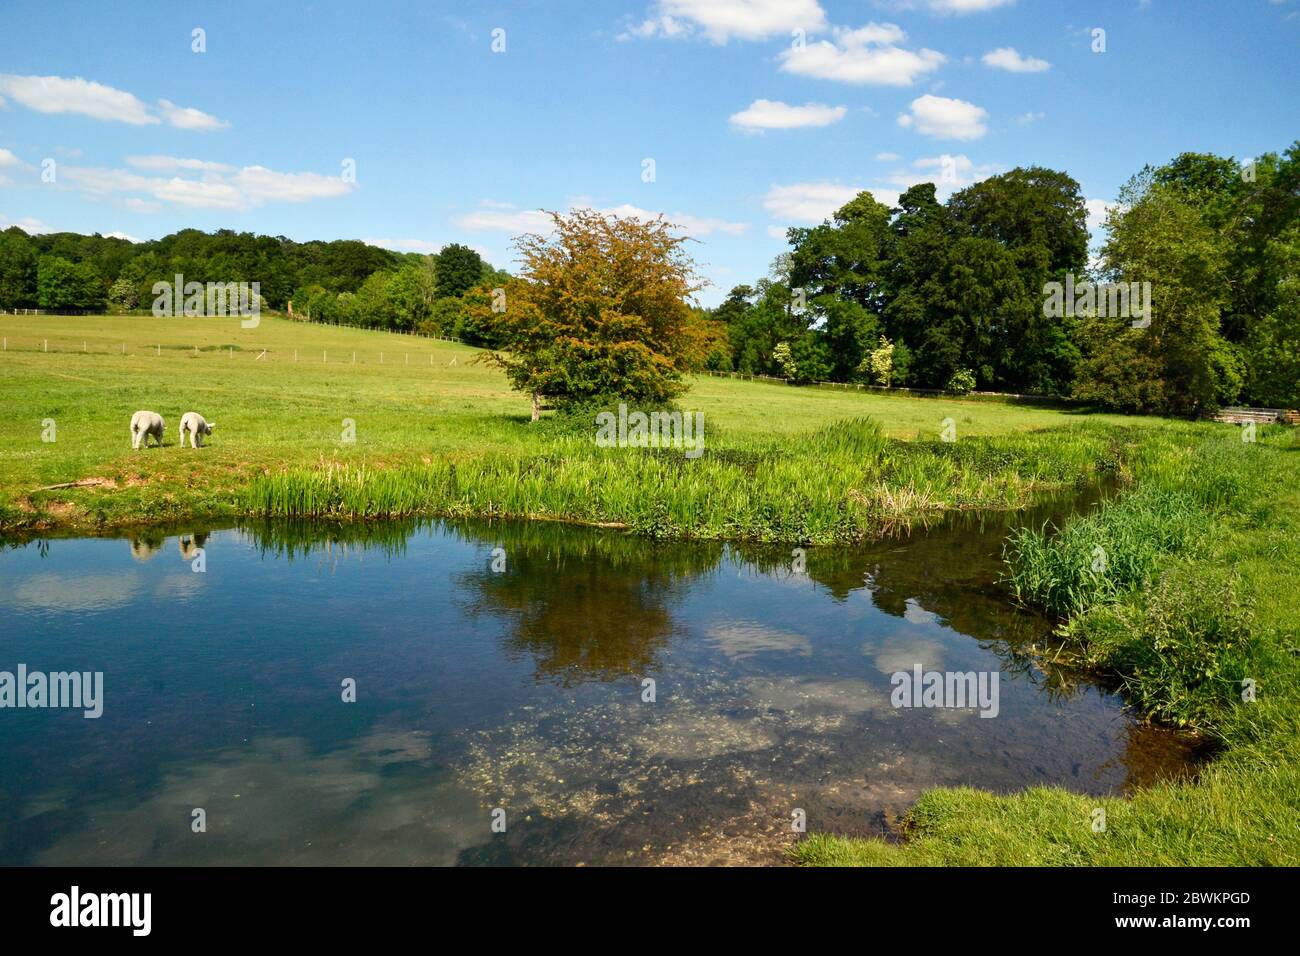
top-left (475, 209), bottom-right (705, 411)
top-left (710, 168), bottom-right (1090, 395)
top-left (0, 226), bottom-right (509, 339)
top-left (1074, 147), bottom-right (1300, 413)
top-left (711, 144), bottom-right (1300, 415)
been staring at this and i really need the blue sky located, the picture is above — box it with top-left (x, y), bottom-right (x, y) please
top-left (1, 0), bottom-right (1298, 304)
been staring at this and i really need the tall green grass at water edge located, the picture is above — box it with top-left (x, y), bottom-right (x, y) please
top-left (1006, 427), bottom-right (1284, 730)
top-left (798, 424), bottom-right (1300, 865)
top-left (242, 418), bottom-right (1121, 543)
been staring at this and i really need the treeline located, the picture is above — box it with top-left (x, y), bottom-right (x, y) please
top-left (0, 227), bottom-right (510, 340)
top-left (705, 142), bottom-right (1300, 413)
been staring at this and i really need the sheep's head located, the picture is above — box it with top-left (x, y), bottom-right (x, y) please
top-left (204, 421), bottom-right (216, 434)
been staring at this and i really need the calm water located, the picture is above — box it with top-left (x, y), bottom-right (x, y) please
top-left (0, 505), bottom-right (1199, 866)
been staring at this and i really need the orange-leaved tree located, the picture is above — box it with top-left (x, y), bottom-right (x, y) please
top-left (477, 208), bottom-right (705, 420)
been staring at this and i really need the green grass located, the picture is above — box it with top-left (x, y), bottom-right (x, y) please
top-left (5, 315), bottom-right (1298, 867)
top-left (798, 424), bottom-right (1300, 865)
top-left (0, 313), bottom-right (1152, 537)
top-left (1005, 485), bottom-right (1206, 618)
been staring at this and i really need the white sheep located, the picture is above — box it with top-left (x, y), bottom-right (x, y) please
top-left (130, 410), bottom-right (165, 449)
top-left (179, 411), bottom-right (216, 448)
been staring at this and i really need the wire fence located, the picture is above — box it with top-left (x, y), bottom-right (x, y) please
top-left (0, 336), bottom-right (467, 367)
top-left (5, 335), bottom-right (1294, 418)
top-left (3, 308), bottom-right (97, 315)
top-left (2, 309), bottom-right (466, 344)
top-left (699, 368), bottom-right (1081, 406)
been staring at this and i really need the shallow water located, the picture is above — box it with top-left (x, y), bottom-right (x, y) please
top-left (0, 502), bottom-right (1200, 866)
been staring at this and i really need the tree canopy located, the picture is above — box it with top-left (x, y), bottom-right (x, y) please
top-left (711, 143), bottom-right (1300, 414)
top-left (0, 225), bottom-right (508, 340)
top-left (4, 140), bottom-right (1297, 417)
top-left (475, 209), bottom-right (703, 416)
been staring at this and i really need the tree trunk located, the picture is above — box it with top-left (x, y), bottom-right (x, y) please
top-left (531, 392), bottom-right (540, 422)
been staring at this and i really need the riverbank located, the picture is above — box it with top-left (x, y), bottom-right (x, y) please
top-left (0, 315), bottom-right (1152, 538)
top-left (5, 314), bottom-right (1298, 867)
top-left (798, 423), bottom-right (1300, 865)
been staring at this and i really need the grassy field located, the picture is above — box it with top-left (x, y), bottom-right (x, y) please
top-left (4, 314), bottom-right (1298, 866)
top-left (0, 313), bottom-right (1150, 537)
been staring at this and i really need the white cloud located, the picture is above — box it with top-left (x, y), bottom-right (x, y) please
top-left (883, 153), bottom-right (999, 197)
top-left (456, 200), bottom-right (748, 237)
top-left (58, 166), bottom-right (154, 196)
top-left (620, 14), bottom-right (691, 39)
top-left (454, 204), bottom-right (554, 233)
top-left (125, 155), bottom-right (233, 173)
top-left (0, 214), bottom-right (53, 234)
top-left (897, 94), bottom-right (988, 140)
top-left (762, 181), bottom-right (895, 224)
top-left (365, 237), bottom-right (443, 254)
top-left (0, 74), bottom-right (229, 129)
top-left (1015, 110), bottom-right (1046, 125)
top-left (156, 98), bottom-right (230, 131)
top-left (150, 177), bottom-right (245, 209)
top-left (622, 0), bottom-right (827, 43)
top-left (767, 225), bottom-right (789, 239)
top-left (57, 162), bottom-right (354, 210)
top-left (234, 166), bottom-right (351, 204)
top-left (729, 99), bottom-right (847, 130)
top-left (982, 47), bottom-right (1050, 72)
top-left (104, 231), bottom-right (140, 242)
top-left (908, 0), bottom-right (1016, 12)
top-left (875, 151), bottom-right (902, 161)
top-left (868, 188), bottom-right (901, 208)
top-left (601, 203), bottom-right (750, 236)
top-left (0, 74), bottom-right (157, 125)
top-left (1086, 198), bottom-right (1113, 237)
top-left (0, 148), bottom-right (25, 183)
top-left (779, 24), bottom-right (946, 86)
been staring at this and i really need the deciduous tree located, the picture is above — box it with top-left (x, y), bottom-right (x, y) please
top-left (476, 209), bottom-right (703, 418)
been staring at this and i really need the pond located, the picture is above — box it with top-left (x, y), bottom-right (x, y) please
top-left (0, 500), bottom-right (1202, 866)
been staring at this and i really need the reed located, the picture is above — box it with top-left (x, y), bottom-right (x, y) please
top-left (240, 418), bottom-right (1119, 544)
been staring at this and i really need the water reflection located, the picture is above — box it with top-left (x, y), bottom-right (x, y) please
top-left (0, 503), bottom-right (1202, 866)
top-left (452, 524), bottom-right (721, 686)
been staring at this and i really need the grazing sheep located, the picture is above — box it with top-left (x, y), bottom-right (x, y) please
top-left (130, 410), bottom-right (165, 449)
top-left (179, 411), bottom-right (216, 448)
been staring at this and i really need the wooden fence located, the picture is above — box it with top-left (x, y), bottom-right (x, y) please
top-left (1212, 407), bottom-right (1300, 425)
